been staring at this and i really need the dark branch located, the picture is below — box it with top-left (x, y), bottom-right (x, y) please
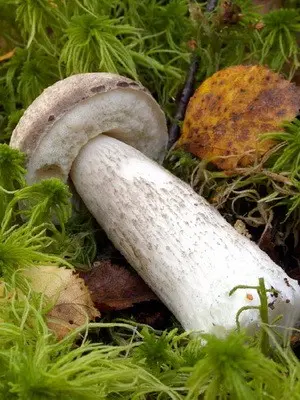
top-left (167, 56), bottom-right (199, 149)
top-left (167, 0), bottom-right (219, 150)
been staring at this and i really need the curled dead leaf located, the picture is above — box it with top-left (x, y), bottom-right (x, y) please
top-left (23, 265), bottom-right (99, 340)
top-left (179, 65), bottom-right (300, 171)
top-left (80, 260), bottom-right (157, 312)
top-left (0, 49), bottom-right (15, 62)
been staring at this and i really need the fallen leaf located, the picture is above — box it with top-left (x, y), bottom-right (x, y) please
top-left (80, 261), bottom-right (157, 311)
top-left (23, 265), bottom-right (99, 340)
top-left (179, 65), bottom-right (300, 170)
top-left (0, 49), bottom-right (15, 62)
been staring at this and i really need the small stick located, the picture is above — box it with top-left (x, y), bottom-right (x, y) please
top-left (167, 56), bottom-right (199, 149)
top-left (167, 0), bottom-right (219, 149)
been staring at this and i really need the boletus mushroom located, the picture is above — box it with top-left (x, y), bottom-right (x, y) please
top-left (10, 73), bottom-right (300, 335)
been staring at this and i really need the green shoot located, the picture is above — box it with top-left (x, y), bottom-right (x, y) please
top-left (16, 49), bottom-right (60, 108)
top-left (6, 178), bottom-right (72, 231)
top-left (185, 330), bottom-right (283, 400)
top-left (60, 14), bottom-right (139, 79)
top-left (164, 149), bottom-right (200, 184)
top-left (133, 327), bottom-right (186, 374)
top-left (48, 211), bottom-right (97, 267)
top-left (284, 180), bottom-right (300, 218)
top-left (260, 9), bottom-right (300, 77)
top-left (0, 46), bottom-right (59, 128)
top-left (229, 278), bottom-right (279, 355)
top-left (9, 0), bottom-right (67, 52)
top-left (0, 144), bottom-right (26, 190)
top-left (0, 222), bottom-right (70, 281)
top-left (0, 144), bottom-right (26, 222)
top-left (3, 109), bottom-right (24, 140)
top-left (131, 0), bottom-right (192, 52)
top-left (264, 119), bottom-right (300, 180)
top-left (0, 145), bottom-right (95, 267)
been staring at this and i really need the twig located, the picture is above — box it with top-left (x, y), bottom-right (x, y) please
top-left (167, 0), bottom-right (219, 150)
top-left (167, 56), bottom-right (199, 149)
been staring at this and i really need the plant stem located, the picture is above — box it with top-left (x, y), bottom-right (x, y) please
top-left (167, 0), bottom-right (220, 149)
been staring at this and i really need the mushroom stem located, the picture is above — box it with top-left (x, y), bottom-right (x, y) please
top-left (71, 134), bottom-right (300, 334)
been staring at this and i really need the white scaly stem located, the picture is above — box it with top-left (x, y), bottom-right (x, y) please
top-left (71, 135), bottom-right (300, 334)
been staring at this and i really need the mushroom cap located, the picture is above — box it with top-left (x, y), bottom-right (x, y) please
top-left (10, 73), bottom-right (168, 183)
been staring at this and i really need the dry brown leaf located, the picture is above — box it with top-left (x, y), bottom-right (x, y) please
top-left (80, 261), bottom-right (157, 311)
top-left (0, 49), bottom-right (15, 62)
top-left (179, 65), bottom-right (300, 171)
top-left (23, 265), bottom-right (99, 340)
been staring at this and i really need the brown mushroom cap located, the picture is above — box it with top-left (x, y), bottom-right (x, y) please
top-left (10, 73), bottom-right (168, 183)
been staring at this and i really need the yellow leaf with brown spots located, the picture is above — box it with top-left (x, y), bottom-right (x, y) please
top-left (23, 266), bottom-right (100, 340)
top-left (179, 65), bottom-right (300, 171)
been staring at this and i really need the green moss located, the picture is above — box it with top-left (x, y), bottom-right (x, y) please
top-left (1, 3), bottom-right (300, 397)
top-left (1, 278), bottom-right (300, 399)
top-left (6, 178), bottom-right (72, 229)
top-left (0, 145), bottom-right (95, 269)
top-left (260, 9), bottom-right (300, 78)
top-left (0, 0), bottom-right (193, 137)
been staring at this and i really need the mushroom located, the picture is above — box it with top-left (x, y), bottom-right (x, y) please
top-left (10, 73), bottom-right (300, 335)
